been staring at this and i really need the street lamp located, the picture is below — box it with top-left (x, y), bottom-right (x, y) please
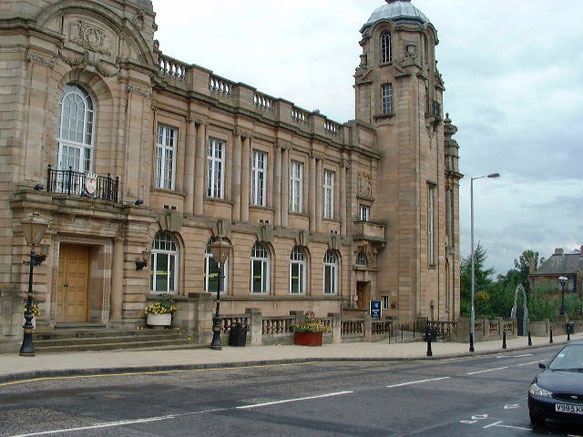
top-left (558, 276), bottom-right (568, 317)
top-left (208, 237), bottom-right (231, 350)
top-left (19, 214), bottom-right (49, 357)
top-left (470, 172), bottom-right (500, 352)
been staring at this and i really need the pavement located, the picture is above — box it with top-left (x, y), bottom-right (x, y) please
top-left (1, 332), bottom-right (581, 385)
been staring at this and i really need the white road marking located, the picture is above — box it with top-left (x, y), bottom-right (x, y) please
top-left (496, 353), bottom-right (533, 359)
top-left (517, 360), bottom-right (540, 366)
top-left (236, 390), bottom-right (354, 409)
top-left (483, 420), bottom-right (503, 428)
top-left (492, 424), bottom-right (531, 431)
top-left (471, 414), bottom-right (488, 420)
top-left (386, 376), bottom-right (450, 388)
top-left (504, 403), bottom-right (520, 409)
top-left (460, 420), bottom-right (478, 424)
top-left (467, 366), bottom-right (509, 375)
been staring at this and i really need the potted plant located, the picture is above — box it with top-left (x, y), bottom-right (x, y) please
top-left (24, 303), bottom-right (40, 329)
top-left (293, 311), bottom-right (330, 346)
top-left (145, 294), bottom-right (176, 328)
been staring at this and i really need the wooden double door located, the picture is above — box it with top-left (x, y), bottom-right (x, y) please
top-left (57, 244), bottom-right (90, 323)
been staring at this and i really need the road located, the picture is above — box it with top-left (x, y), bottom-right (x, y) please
top-left (0, 345), bottom-right (581, 436)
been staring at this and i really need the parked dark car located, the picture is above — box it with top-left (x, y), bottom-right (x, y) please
top-left (528, 340), bottom-right (583, 427)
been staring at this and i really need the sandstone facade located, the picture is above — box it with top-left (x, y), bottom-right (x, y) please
top-left (0, 0), bottom-right (462, 338)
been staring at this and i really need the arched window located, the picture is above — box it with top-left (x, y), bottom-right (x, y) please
top-left (290, 246), bottom-right (306, 294)
top-left (250, 242), bottom-right (270, 294)
top-left (323, 250), bottom-right (339, 295)
top-left (356, 251), bottom-right (368, 267)
top-left (381, 31), bottom-right (392, 64)
top-left (57, 84), bottom-right (95, 172)
top-left (150, 232), bottom-right (178, 293)
top-left (204, 241), bottom-right (229, 293)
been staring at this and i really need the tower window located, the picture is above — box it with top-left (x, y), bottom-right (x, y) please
top-left (323, 170), bottom-right (335, 219)
top-left (382, 83), bottom-right (393, 114)
top-left (428, 185), bottom-right (436, 265)
top-left (381, 31), bottom-right (392, 64)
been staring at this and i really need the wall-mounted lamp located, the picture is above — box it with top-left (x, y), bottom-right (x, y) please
top-left (33, 184), bottom-right (45, 191)
top-left (135, 199), bottom-right (144, 206)
top-left (135, 248), bottom-right (151, 271)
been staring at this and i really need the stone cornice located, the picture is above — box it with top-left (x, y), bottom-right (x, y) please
top-left (26, 51), bottom-right (55, 69)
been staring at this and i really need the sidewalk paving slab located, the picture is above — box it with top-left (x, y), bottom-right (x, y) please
top-left (0, 333), bottom-right (581, 385)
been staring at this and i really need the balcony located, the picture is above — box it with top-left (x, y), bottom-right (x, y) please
top-left (46, 165), bottom-right (120, 202)
top-left (352, 220), bottom-right (387, 246)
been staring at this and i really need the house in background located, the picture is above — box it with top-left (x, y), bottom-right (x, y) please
top-left (530, 247), bottom-right (583, 298)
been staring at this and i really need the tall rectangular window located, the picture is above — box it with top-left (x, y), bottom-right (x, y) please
top-left (360, 204), bottom-right (370, 222)
top-left (290, 160), bottom-right (303, 213)
top-left (155, 124), bottom-right (177, 190)
top-left (381, 83), bottom-right (393, 114)
top-left (251, 150), bottom-right (267, 206)
top-left (428, 185), bottom-right (436, 265)
top-left (207, 139), bottom-right (224, 198)
top-left (323, 170), bottom-right (335, 219)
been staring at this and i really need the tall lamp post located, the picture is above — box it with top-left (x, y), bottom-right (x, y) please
top-left (558, 276), bottom-right (567, 317)
top-left (470, 172), bottom-right (500, 352)
top-left (20, 215), bottom-right (49, 357)
top-left (209, 237), bottom-right (231, 350)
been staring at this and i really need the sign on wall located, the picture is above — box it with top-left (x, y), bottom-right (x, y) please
top-left (370, 301), bottom-right (382, 319)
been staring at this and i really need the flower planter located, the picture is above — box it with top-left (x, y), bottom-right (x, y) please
top-left (294, 331), bottom-right (323, 346)
top-left (146, 313), bottom-right (172, 328)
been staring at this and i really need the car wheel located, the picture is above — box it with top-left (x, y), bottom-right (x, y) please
top-left (529, 409), bottom-right (545, 428)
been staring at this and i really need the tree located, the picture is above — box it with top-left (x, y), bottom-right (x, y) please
top-left (529, 283), bottom-right (558, 321)
top-left (460, 242), bottom-right (495, 317)
top-left (513, 250), bottom-right (540, 294)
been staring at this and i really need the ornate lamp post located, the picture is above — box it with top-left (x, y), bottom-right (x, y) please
top-left (558, 276), bottom-right (568, 317)
top-left (470, 172), bottom-right (500, 352)
top-left (20, 214), bottom-right (49, 357)
top-left (209, 237), bottom-right (231, 350)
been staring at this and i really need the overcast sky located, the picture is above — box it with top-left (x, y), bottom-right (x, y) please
top-left (151, 0), bottom-right (583, 276)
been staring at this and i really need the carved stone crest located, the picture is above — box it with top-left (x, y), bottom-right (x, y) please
top-left (26, 52), bottom-right (55, 69)
top-left (71, 20), bottom-right (111, 56)
top-left (127, 84), bottom-right (152, 100)
top-left (357, 172), bottom-right (373, 198)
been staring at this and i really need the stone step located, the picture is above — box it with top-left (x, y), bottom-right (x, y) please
top-left (34, 328), bottom-right (179, 340)
top-left (34, 338), bottom-right (196, 353)
top-left (34, 332), bottom-right (186, 347)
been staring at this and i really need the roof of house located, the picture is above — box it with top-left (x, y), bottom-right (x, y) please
top-left (532, 252), bottom-right (583, 276)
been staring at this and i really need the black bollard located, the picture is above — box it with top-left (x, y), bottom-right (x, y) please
top-left (401, 324), bottom-right (404, 342)
top-left (427, 337), bottom-right (433, 357)
top-left (567, 330), bottom-right (571, 342)
top-left (550, 327), bottom-right (553, 344)
top-left (469, 332), bottom-right (475, 352)
top-left (528, 330), bottom-right (532, 346)
top-left (502, 330), bottom-right (507, 349)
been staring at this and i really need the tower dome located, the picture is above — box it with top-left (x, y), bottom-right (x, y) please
top-left (361, 0), bottom-right (429, 34)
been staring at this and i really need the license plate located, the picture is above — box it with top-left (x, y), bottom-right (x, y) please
top-left (555, 403), bottom-right (583, 415)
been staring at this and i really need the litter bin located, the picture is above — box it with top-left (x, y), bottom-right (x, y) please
top-left (228, 323), bottom-right (247, 347)
top-left (566, 322), bottom-right (575, 335)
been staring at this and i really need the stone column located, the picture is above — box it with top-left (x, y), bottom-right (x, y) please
top-left (340, 161), bottom-right (348, 236)
top-left (240, 135), bottom-right (251, 223)
top-left (194, 120), bottom-right (206, 216)
top-left (184, 118), bottom-right (196, 215)
top-left (316, 156), bottom-right (323, 232)
top-left (281, 147), bottom-right (289, 228)
top-left (309, 154), bottom-right (317, 232)
top-left (232, 131), bottom-right (242, 222)
top-left (273, 143), bottom-right (282, 227)
top-left (245, 308), bottom-right (263, 345)
top-left (110, 237), bottom-right (124, 322)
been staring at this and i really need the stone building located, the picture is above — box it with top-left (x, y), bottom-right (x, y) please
top-left (530, 247), bottom-right (583, 297)
top-left (0, 0), bottom-right (462, 346)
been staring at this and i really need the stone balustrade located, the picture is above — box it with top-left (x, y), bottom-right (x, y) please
top-left (159, 54), bottom-right (188, 80)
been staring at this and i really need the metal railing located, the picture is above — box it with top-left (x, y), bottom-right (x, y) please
top-left (47, 165), bottom-right (119, 202)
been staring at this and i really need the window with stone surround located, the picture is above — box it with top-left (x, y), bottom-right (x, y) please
top-left (381, 83), bottom-right (393, 114)
top-left (381, 31), bottom-right (392, 64)
top-left (323, 250), bottom-right (339, 295)
top-left (323, 170), bottom-right (335, 219)
top-left (360, 204), bottom-right (371, 222)
top-left (250, 242), bottom-right (270, 294)
top-left (207, 139), bottom-right (225, 198)
top-left (155, 124), bottom-right (177, 190)
top-left (150, 232), bottom-right (178, 294)
top-left (356, 251), bottom-right (368, 267)
top-left (251, 150), bottom-right (267, 207)
top-left (57, 84), bottom-right (94, 173)
top-left (428, 184), bottom-right (436, 265)
top-left (290, 246), bottom-right (306, 294)
top-left (290, 160), bottom-right (303, 213)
